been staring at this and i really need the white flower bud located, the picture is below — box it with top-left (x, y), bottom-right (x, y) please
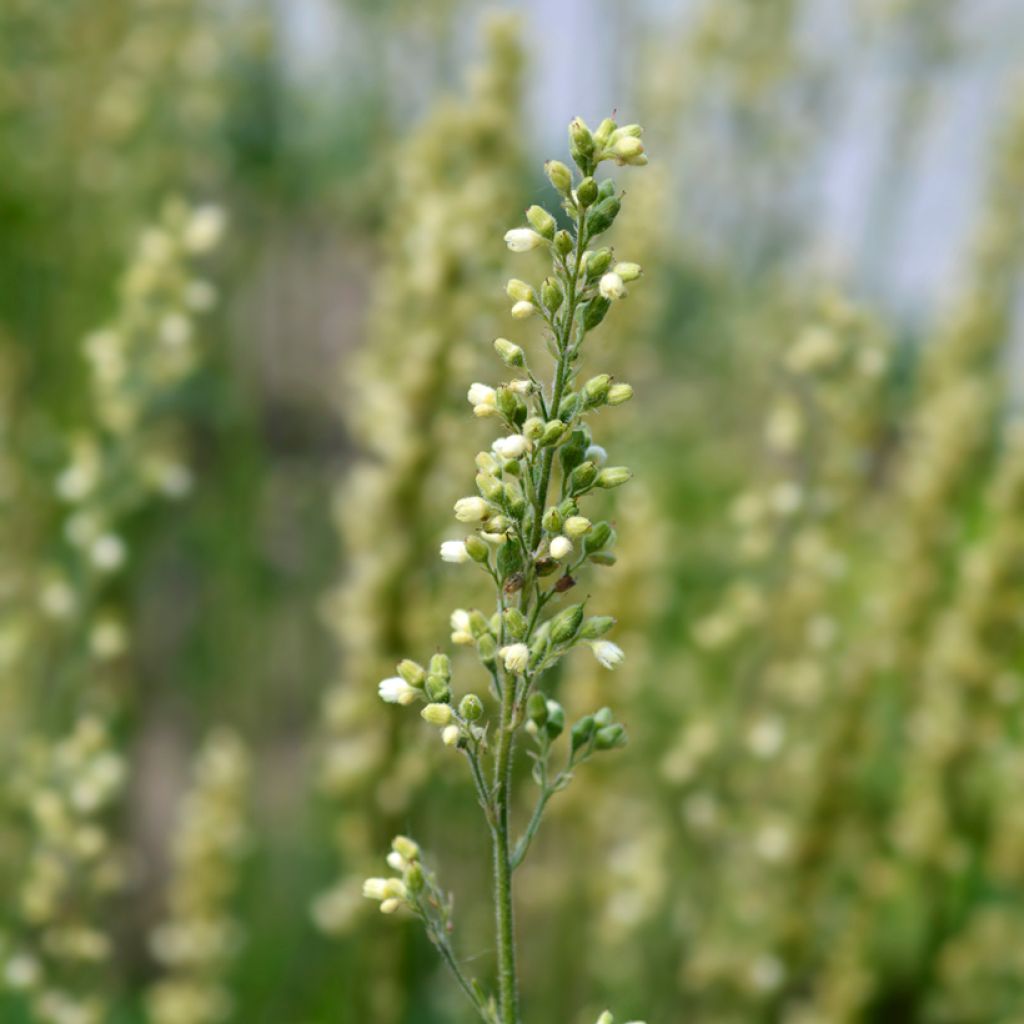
top-left (504, 228), bottom-right (545, 252)
top-left (450, 609), bottom-right (474, 645)
top-left (585, 444), bottom-right (608, 466)
top-left (362, 878), bottom-right (390, 901)
top-left (380, 898), bottom-right (402, 914)
top-left (563, 516), bottom-right (592, 538)
top-left (90, 534), bottom-right (126, 572)
top-left (386, 851), bottom-right (407, 872)
top-left (507, 379), bottom-right (533, 396)
top-left (468, 382), bottom-right (497, 416)
top-left (454, 496), bottom-right (491, 523)
top-left (599, 272), bottom-right (626, 300)
top-left (378, 677), bottom-right (418, 705)
top-left (549, 535), bottom-right (573, 560)
top-left (590, 640), bottom-right (625, 669)
top-left (500, 643), bottom-right (530, 674)
top-left (440, 540), bottom-right (470, 563)
top-left (511, 300), bottom-right (535, 319)
top-left (441, 724), bottom-right (460, 746)
top-left (492, 434), bottom-right (530, 459)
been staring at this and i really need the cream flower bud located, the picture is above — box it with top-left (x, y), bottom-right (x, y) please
top-left (590, 640), bottom-right (625, 669)
top-left (507, 379), bottom-right (533, 396)
top-left (441, 724), bottom-right (461, 746)
top-left (454, 496), bottom-right (491, 523)
top-left (613, 261), bottom-right (642, 282)
top-left (504, 228), bottom-right (545, 252)
top-left (380, 898), bottom-right (401, 914)
top-left (563, 516), bottom-right (592, 538)
top-left (492, 434), bottom-right (529, 459)
top-left (599, 272), bottom-right (626, 300)
top-left (362, 878), bottom-right (390, 901)
top-left (440, 540), bottom-right (470, 563)
top-left (500, 643), bottom-right (530, 674)
top-left (596, 1014), bottom-right (614, 1024)
top-left (494, 337), bottom-right (525, 367)
top-left (378, 677), bottom-right (418, 705)
top-left (549, 535), bottom-right (573, 560)
top-left (421, 703), bottom-right (453, 726)
top-left (392, 835), bottom-right (420, 860)
top-left (387, 851), bottom-right (407, 872)
top-left (511, 300), bottom-right (535, 320)
top-left (468, 382), bottom-right (496, 406)
top-left (506, 279), bottom-right (535, 303)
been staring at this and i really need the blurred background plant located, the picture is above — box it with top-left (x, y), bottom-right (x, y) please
top-left (1, 1), bottom-right (1023, 1022)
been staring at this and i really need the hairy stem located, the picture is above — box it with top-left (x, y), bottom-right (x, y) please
top-left (493, 669), bottom-right (519, 1023)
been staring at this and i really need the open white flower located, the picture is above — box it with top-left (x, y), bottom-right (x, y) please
top-left (378, 677), bottom-right (418, 705)
top-left (590, 640), bottom-right (625, 670)
top-left (504, 227), bottom-right (545, 252)
top-left (440, 540), bottom-right (470, 563)
top-left (599, 272), bottom-right (626, 300)
top-left (467, 383), bottom-right (497, 416)
top-left (500, 643), bottom-right (530, 674)
top-left (549, 535), bottom-right (573, 560)
top-left (492, 434), bottom-right (529, 459)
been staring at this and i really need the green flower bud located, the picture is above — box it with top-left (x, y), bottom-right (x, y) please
top-left (540, 420), bottom-right (567, 446)
top-left (526, 204), bottom-right (556, 239)
top-left (545, 160), bottom-right (573, 195)
top-left (503, 607), bottom-right (529, 640)
top-left (593, 117), bottom-right (617, 148)
top-left (585, 522), bottom-right (613, 552)
top-left (559, 497), bottom-right (580, 518)
top-left (582, 374), bottom-right (611, 408)
top-left (576, 176), bottom-right (598, 207)
top-left (596, 466), bottom-right (632, 488)
top-left (582, 297), bottom-right (611, 331)
top-left (506, 278), bottom-right (535, 303)
top-left (594, 706), bottom-right (614, 727)
top-left (594, 724), bottom-right (626, 749)
top-left (613, 261), bottom-right (642, 282)
top-left (397, 659), bottom-right (425, 687)
top-left (496, 386), bottom-right (519, 421)
top-left (469, 610), bottom-right (490, 636)
top-left (569, 461), bottom-right (598, 494)
top-left (558, 392), bottom-right (580, 421)
top-left (477, 473), bottom-right (504, 501)
top-left (554, 230), bottom-right (573, 257)
top-left (598, 178), bottom-right (616, 200)
top-left (526, 691), bottom-right (548, 726)
top-left (545, 699), bottom-right (565, 738)
top-left (542, 506), bottom-right (562, 533)
top-left (459, 694), bottom-right (484, 721)
top-left (478, 634), bottom-right (498, 665)
top-left (607, 383), bottom-right (633, 405)
top-left (465, 535), bottom-right (490, 563)
top-left (494, 337), bottom-right (525, 367)
top-left (586, 248), bottom-right (613, 278)
top-left (421, 703), bottom-right (453, 726)
top-left (405, 862), bottom-right (425, 894)
top-left (522, 417), bottom-right (544, 442)
top-left (550, 603), bottom-right (585, 644)
top-left (425, 675), bottom-right (451, 703)
top-left (571, 715), bottom-right (595, 752)
top-left (429, 653), bottom-right (450, 678)
top-left (611, 135), bottom-right (645, 164)
top-left (589, 551), bottom-right (617, 566)
top-left (568, 117), bottom-right (594, 171)
top-left (586, 196), bottom-right (620, 236)
top-left (541, 276), bottom-right (564, 312)
top-left (580, 615), bottom-right (615, 639)
top-left (476, 451), bottom-right (500, 474)
top-left (484, 514), bottom-right (512, 534)
top-left (611, 123), bottom-right (643, 141)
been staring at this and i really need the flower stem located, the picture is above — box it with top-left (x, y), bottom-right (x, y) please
top-left (493, 668), bottom-right (519, 1023)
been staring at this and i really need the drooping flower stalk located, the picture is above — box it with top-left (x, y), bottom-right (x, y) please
top-left (365, 117), bottom-right (650, 1024)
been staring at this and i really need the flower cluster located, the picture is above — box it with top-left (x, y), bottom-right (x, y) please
top-left (367, 115), bottom-right (649, 1024)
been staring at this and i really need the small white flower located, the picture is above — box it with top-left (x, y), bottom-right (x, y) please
top-left (585, 444), bottom-right (608, 466)
top-left (500, 643), bottom-right (530, 674)
top-left (468, 382), bottom-right (496, 409)
top-left (450, 609), bottom-right (474, 645)
top-left (386, 851), bottom-right (407, 872)
top-left (183, 204), bottom-right (226, 252)
top-left (590, 640), bottom-right (625, 670)
top-left (440, 540), bottom-right (470, 563)
top-left (492, 434), bottom-right (529, 459)
top-left (549, 535), bottom-right (573, 560)
top-left (442, 724), bottom-right (460, 746)
top-left (378, 677), bottom-right (418, 705)
top-left (454, 496), bottom-right (490, 522)
top-left (599, 272), bottom-right (626, 300)
top-left (504, 227), bottom-right (544, 252)
top-left (90, 533), bottom-right (126, 572)
top-left (511, 300), bottom-right (535, 319)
